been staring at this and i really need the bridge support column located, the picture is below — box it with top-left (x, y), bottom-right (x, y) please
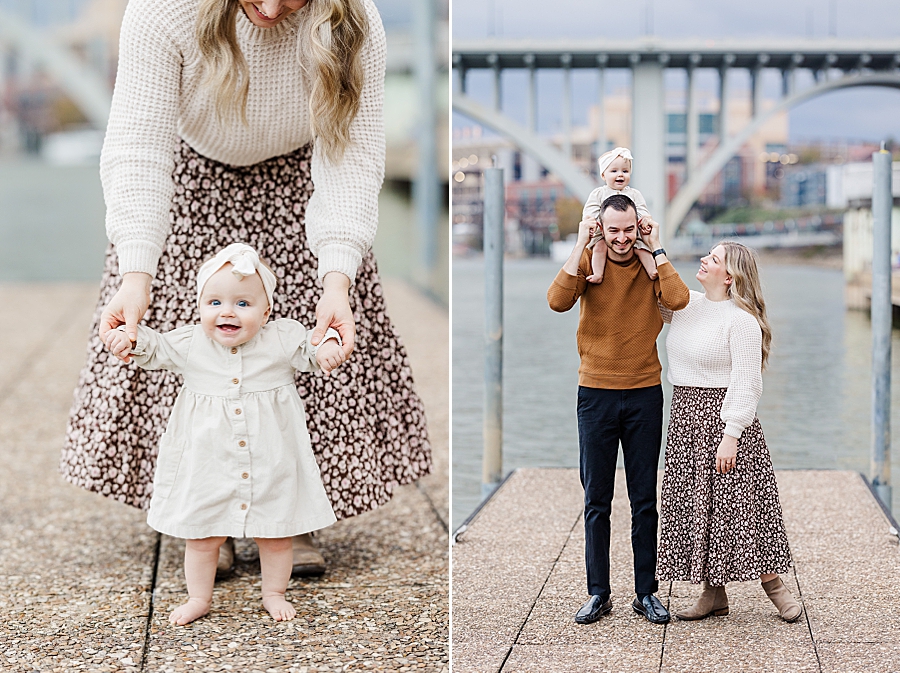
top-left (453, 55), bottom-right (467, 94)
top-left (631, 61), bottom-right (666, 231)
top-left (488, 54), bottom-right (500, 110)
top-left (562, 54), bottom-right (572, 160)
top-left (685, 63), bottom-right (699, 181)
top-left (522, 56), bottom-right (541, 182)
top-left (596, 56), bottom-right (607, 170)
top-left (751, 66), bottom-right (764, 118)
top-left (718, 65), bottom-right (730, 145)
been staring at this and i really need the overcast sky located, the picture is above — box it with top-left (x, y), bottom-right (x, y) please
top-left (451, 0), bottom-right (900, 143)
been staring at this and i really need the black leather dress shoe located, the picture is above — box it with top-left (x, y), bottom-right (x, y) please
top-left (632, 594), bottom-right (670, 624)
top-left (574, 595), bottom-right (612, 624)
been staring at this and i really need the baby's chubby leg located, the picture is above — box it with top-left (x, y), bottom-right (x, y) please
top-left (170, 536), bottom-right (227, 625)
top-left (586, 238), bottom-right (608, 283)
top-left (256, 537), bottom-right (296, 621)
top-left (635, 247), bottom-right (658, 280)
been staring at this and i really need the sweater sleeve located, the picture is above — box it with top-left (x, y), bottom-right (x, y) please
top-left (630, 188), bottom-right (651, 222)
top-left (654, 262), bottom-right (690, 311)
top-left (305, 0), bottom-right (386, 282)
top-left (547, 250), bottom-right (588, 312)
top-left (582, 188), bottom-right (605, 222)
top-left (130, 324), bottom-right (194, 374)
top-left (720, 312), bottom-right (764, 438)
top-left (99, 0), bottom-right (182, 277)
top-left (274, 319), bottom-right (321, 373)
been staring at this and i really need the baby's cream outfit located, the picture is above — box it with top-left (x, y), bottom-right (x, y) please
top-left (131, 319), bottom-right (337, 539)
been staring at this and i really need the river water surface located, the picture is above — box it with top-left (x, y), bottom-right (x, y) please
top-left (452, 256), bottom-right (900, 530)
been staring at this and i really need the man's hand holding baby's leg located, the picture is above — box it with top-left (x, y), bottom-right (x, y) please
top-left (316, 340), bottom-right (346, 375)
top-left (104, 329), bottom-right (135, 363)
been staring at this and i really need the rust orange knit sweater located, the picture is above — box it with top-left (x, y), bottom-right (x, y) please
top-left (547, 251), bottom-right (690, 389)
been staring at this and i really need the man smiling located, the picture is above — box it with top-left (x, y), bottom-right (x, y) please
top-left (547, 193), bottom-right (690, 625)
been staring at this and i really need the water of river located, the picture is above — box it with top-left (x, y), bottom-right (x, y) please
top-left (0, 159), bottom-right (447, 303)
top-left (452, 256), bottom-right (900, 530)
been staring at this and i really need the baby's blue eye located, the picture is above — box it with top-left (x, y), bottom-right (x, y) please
top-left (237, 300), bottom-right (249, 307)
top-left (210, 299), bottom-right (221, 306)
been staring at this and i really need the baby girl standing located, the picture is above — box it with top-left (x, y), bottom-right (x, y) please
top-left (583, 147), bottom-right (659, 283)
top-left (105, 243), bottom-right (344, 625)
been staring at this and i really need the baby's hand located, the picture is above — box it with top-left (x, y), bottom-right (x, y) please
top-left (316, 339), bottom-right (345, 375)
top-left (104, 328), bottom-right (135, 363)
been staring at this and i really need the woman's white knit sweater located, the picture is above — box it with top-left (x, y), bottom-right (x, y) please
top-left (100, 0), bottom-right (386, 282)
top-left (666, 290), bottom-right (764, 438)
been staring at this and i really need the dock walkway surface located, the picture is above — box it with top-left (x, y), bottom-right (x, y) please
top-left (0, 280), bottom-right (448, 672)
top-left (453, 468), bottom-right (900, 673)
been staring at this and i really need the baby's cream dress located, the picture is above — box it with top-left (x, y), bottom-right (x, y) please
top-left (130, 319), bottom-right (337, 539)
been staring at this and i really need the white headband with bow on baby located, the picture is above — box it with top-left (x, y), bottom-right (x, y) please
top-left (196, 243), bottom-right (276, 308)
top-left (597, 147), bottom-right (634, 178)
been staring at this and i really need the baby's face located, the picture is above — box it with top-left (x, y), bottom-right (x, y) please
top-left (602, 156), bottom-right (631, 190)
top-left (199, 264), bottom-right (271, 347)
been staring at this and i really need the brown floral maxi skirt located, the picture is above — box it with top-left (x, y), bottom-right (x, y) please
top-left (656, 386), bottom-right (792, 586)
top-left (61, 140), bottom-right (432, 519)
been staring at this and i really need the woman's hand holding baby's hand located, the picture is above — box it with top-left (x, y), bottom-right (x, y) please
top-left (100, 272), bottom-right (151, 345)
top-left (316, 340), bottom-right (345, 375)
top-left (104, 329), bottom-right (135, 363)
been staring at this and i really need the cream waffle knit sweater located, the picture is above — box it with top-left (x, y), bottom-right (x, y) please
top-left (100, 0), bottom-right (386, 282)
top-left (665, 291), bottom-right (764, 438)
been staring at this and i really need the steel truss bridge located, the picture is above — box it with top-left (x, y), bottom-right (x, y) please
top-left (452, 38), bottom-right (900, 238)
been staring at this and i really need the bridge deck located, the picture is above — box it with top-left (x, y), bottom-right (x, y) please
top-left (452, 468), bottom-right (900, 673)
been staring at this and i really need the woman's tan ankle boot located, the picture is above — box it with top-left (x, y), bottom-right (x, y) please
top-left (762, 576), bottom-right (802, 622)
top-left (675, 581), bottom-right (729, 620)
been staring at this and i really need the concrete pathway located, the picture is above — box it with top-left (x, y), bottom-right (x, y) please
top-left (452, 468), bottom-right (900, 673)
top-left (0, 280), bottom-right (448, 672)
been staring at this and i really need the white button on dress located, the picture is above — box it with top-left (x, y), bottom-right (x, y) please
top-left (130, 319), bottom-right (337, 539)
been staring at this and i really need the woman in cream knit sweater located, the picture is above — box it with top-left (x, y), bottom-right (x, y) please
top-left (656, 242), bottom-right (802, 623)
top-left (61, 0), bottom-right (431, 575)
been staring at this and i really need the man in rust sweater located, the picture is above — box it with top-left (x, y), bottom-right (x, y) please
top-left (548, 193), bottom-right (690, 625)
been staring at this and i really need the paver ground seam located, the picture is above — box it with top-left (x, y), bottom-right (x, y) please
top-left (794, 565), bottom-right (824, 672)
top-left (418, 481), bottom-right (449, 533)
top-left (139, 532), bottom-right (162, 671)
top-left (497, 507), bottom-right (583, 672)
top-left (657, 580), bottom-right (671, 673)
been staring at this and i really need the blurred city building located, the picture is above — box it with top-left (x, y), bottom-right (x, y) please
top-left (452, 39), bottom-right (900, 256)
top-left (453, 92), bottom-right (793, 254)
top-left (453, 113), bottom-right (896, 257)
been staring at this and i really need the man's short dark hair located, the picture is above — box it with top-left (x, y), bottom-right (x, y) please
top-left (599, 193), bottom-right (637, 223)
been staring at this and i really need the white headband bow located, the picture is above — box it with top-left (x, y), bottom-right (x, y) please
top-left (196, 243), bottom-right (276, 308)
top-left (598, 147), bottom-right (634, 177)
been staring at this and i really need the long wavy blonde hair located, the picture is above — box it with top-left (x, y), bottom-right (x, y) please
top-left (195, 0), bottom-right (369, 162)
top-left (719, 241), bottom-right (772, 371)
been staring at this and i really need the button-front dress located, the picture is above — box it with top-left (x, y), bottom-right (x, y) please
top-left (61, 0), bottom-right (432, 519)
top-left (131, 319), bottom-right (337, 539)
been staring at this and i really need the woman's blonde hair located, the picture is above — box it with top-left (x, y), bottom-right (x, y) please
top-left (195, 0), bottom-right (369, 163)
top-left (718, 241), bottom-right (772, 370)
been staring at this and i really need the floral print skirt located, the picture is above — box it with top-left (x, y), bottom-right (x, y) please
top-left (61, 139), bottom-right (432, 519)
top-left (656, 386), bottom-right (792, 585)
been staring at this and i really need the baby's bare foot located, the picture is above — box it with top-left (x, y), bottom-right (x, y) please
top-left (169, 597), bottom-right (211, 625)
top-left (585, 274), bottom-right (603, 284)
top-left (263, 594), bottom-right (296, 621)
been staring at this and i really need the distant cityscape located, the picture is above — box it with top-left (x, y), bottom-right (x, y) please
top-left (452, 94), bottom-right (896, 256)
